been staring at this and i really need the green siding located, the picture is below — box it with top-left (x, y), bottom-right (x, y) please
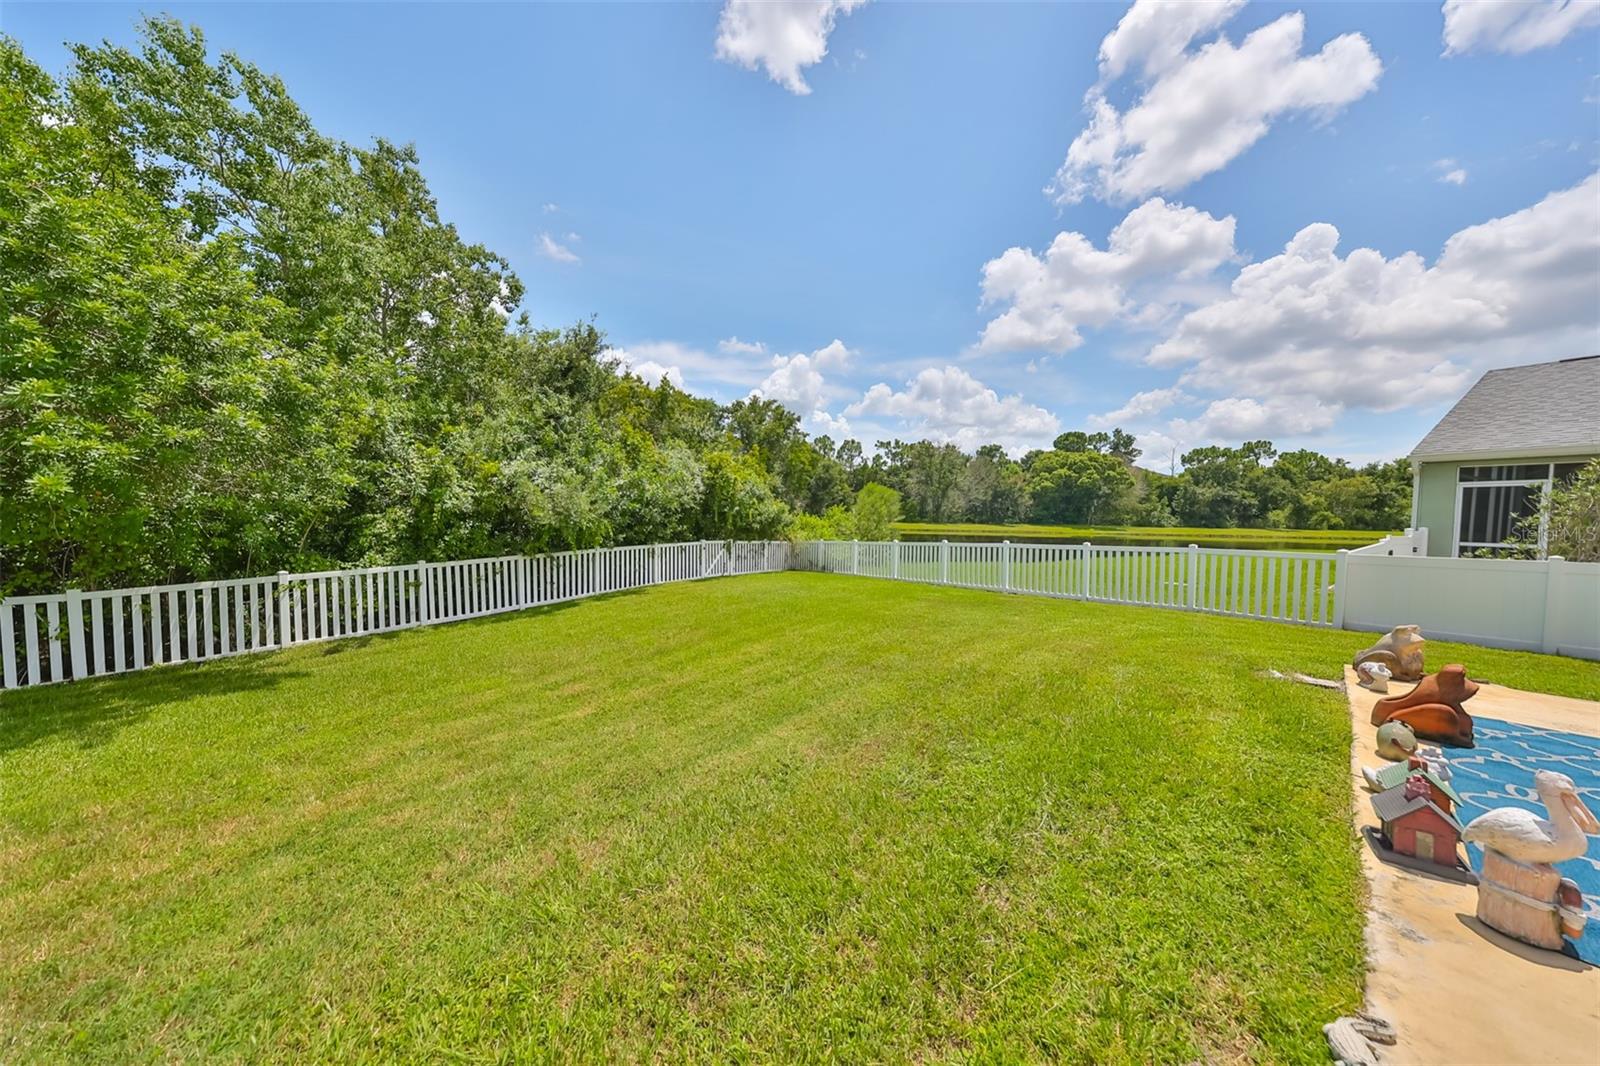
top-left (1415, 462), bottom-right (1458, 556)
top-left (1415, 454), bottom-right (1598, 556)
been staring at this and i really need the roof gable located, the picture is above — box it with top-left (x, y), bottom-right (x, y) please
top-left (1410, 356), bottom-right (1600, 461)
top-left (1371, 786), bottom-right (1464, 833)
top-left (1369, 763), bottom-right (1463, 807)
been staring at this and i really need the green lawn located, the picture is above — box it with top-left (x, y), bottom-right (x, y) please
top-left (3, 574), bottom-right (1595, 1063)
top-left (894, 521), bottom-right (1396, 551)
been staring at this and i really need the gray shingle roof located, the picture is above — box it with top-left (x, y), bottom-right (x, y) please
top-left (1370, 787), bottom-right (1463, 833)
top-left (1410, 356), bottom-right (1600, 461)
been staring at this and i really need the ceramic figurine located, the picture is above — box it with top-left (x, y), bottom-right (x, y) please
top-left (1355, 660), bottom-right (1392, 692)
top-left (1464, 770), bottom-right (1599, 950)
top-left (1370, 772), bottom-right (1465, 868)
top-left (1465, 770), bottom-right (1598, 866)
top-left (1374, 720), bottom-right (1418, 761)
top-left (1370, 664), bottom-right (1477, 747)
top-left (1414, 744), bottom-right (1451, 782)
top-left (1353, 625), bottom-right (1426, 682)
top-left (1362, 755), bottom-right (1458, 798)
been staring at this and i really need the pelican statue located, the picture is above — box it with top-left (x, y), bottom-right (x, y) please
top-left (1463, 770), bottom-right (1600, 866)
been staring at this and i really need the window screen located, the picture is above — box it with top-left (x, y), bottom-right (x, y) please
top-left (1457, 483), bottom-right (1542, 547)
top-left (1458, 464), bottom-right (1550, 482)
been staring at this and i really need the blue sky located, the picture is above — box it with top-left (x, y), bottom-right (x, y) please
top-left (7, 1), bottom-right (1598, 465)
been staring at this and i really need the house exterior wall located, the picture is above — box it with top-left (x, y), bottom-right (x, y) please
top-left (1416, 462), bottom-right (1459, 556)
top-left (1414, 453), bottom-right (1598, 557)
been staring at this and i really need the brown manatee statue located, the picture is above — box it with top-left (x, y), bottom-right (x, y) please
top-left (1353, 624), bottom-right (1425, 682)
top-left (1370, 664), bottom-right (1477, 747)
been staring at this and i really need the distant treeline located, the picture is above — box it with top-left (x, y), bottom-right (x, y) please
top-left (834, 432), bottom-right (1412, 533)
top-left (0, 20), bottom-right (1410, 596)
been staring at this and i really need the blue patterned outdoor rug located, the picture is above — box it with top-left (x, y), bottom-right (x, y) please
top-left (1447, 716), bottom-right (1600, 961)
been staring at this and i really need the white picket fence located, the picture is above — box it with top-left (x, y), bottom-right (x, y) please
top-left (8, 532), bottom-right (1593, 691)
top-left (0, 541), bottom-right (790, 690)
top-left (791, 539), bottom-right (1343, 628)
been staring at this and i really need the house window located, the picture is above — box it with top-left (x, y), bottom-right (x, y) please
top-left (1454, 463), bottom-right (1584, 557)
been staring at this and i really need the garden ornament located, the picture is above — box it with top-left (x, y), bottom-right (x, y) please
top-left (1370, 664), bottom-right (1477, 747)
top-left (1464, 770), bottom-right (1598, 950)
top-left (1465, 770), bottom-right (1599, 867)
top-left (1361, 751), bottom-right (1453, 794)
top-left (1353, 624), bottom-right (1425, 682)
top-left (1354, 661), bottom-right (1392, 692)
top-left (1324, 1012), bottom-right (1396, 1066)
top-left (1374, 721), bottom-right (1418, 762)
top-left (1414, 744), bottom-right (1451, 782)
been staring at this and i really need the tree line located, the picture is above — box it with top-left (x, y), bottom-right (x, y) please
top-left (0, 21), bottom-right (1411, 596)
top-left (803, 432), bottom-right (1411, 533)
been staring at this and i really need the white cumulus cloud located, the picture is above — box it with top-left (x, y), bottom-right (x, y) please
top-left (715, 0), bottom-right (866, 95)
top-left (538, 232), bottom-right (580, 264)
top-left (844, 366), bottom-right (1061, 452)
top-left (718, 336), bottom-right (769, 355)
top-left (1097, 0), bottom-right (1246, 81)
top-left (1086, 386), bottom-right (1190, 429)
top-left (1442, 0), bottom-right (1600, 55)
top-left (978, 197), bottom-right (1236, 353)
top-left (1148, 172), bottom-right (1600, 411)
top-left (755, 353), bottom-right (828, 414)
top-left (808, 338), bottom-right (853, 370)
top-left (1051, 8), bottom-right (1382, 204)
top-left (1434, 158), bottom-right (1468, 185)
top-left (605, 341), bottom-right (745, 392)
top-left (1168, 395), bottom-right (1341, 442)
top-left (609, 346), bottom-right (686, 388)
top-left (809, 409), bottom-right (853, 440)
top-left (751, 339), bottom-right (857, 420)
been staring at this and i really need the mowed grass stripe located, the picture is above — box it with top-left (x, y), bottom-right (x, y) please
top-left (2, 574), bottom-right (1595, 1062)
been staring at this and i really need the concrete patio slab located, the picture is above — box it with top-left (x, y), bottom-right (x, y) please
top-left (1346, 667), bottom-right (1600, 1065)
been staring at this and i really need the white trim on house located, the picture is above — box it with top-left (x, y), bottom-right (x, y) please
top-left (1409, 460), bottom-right (1421, 528)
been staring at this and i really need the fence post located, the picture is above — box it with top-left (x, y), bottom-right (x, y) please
top-left (1332, 549), bottom-right (1350, 630)
top-left (1081, 542), bottom-right (1092, 600)
top-left (65, 588), bottom-right (87, 680)
top-left (1002, 540), bottom-right (1012, 592)
top-left (418, 561), bottom-right (431, 624)
top-left (276, 571), bottom-right (290, 645)
top-left (1186, 545), bottom-right (1199, 610)
top-left (892, 540), bottom-right (901, 580)
top-left (852, 539), bottom-right (860, 575)
top-left (1541, 556), bottom-right (1565, 655)
top-left (940, 540), bottom-right (950, 584)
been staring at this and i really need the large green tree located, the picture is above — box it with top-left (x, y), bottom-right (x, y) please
top-left (1026, 452), bottom-right (1134, 524)
top-left (1, 22), bottom-right (819, 594)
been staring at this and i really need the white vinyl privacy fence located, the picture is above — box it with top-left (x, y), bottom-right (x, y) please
top-left (1341, 552), bottom-right (1599, 659)
top-left (792, 540), bottom-right (1343, 627)
top-left (1, 541), bottom-right (789, 689)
